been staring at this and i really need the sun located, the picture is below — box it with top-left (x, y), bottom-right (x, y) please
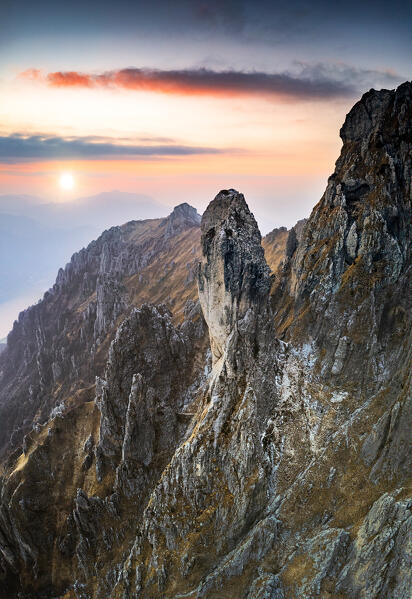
top-left (59, 172), bottom-right (75, 191)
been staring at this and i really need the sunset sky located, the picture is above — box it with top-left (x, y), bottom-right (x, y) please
top-left (1, 0), bottom-right (411, 226)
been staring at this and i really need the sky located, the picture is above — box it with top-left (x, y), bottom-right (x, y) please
top-left (1, 0), bottom-right (411, 216)
top-left (0, 0), bottom-right (411, 335)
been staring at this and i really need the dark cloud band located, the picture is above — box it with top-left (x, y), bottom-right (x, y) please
top-left (0, 134), bottom-right (227, 163)
top-left (22, 66), bottom-right (359, 100)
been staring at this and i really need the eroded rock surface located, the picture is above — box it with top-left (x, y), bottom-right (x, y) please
top-left (0, 83), bottom-right (411, 599)
top-left (273, 82), bottom-right (411, 393)
top-left (0, 205), bottom-right (202, 457)
top-left (198, 189), bottom-right (272, 367)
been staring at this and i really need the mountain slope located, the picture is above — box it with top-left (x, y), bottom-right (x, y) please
top-left (0, 83), bottom-right (410, 599)
top-left (0, 202), bottom-right (287, 459)
top-left (0, 192), bottom-right (170, 336)
top-left (0, 204), bottom-right (202, 457)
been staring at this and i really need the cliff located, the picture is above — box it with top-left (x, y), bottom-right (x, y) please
top-left (0, 82), bottom-right (410, 599)
top-left (0, 204), bottom-right (202, 457)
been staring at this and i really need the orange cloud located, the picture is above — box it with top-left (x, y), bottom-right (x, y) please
top-left (19, 67), bottom-right (357, 100)
top-left (47, 71), bottom-right (95, 87)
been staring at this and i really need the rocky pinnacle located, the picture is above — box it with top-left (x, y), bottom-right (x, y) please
top-left (197, 189), bottom-right (272, 368)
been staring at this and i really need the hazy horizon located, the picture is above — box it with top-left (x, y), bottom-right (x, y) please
top-left (0, 182), bottom-right (318, 337)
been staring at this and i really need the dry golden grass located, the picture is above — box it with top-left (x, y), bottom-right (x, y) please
top-left (126, 226), bottom-right (201, 321)
top-left (262, 229), bottom-right (288, 274)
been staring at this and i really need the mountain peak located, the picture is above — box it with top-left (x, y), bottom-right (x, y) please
top-left (164, 202), bottom-right (200, 238)
top-left (340, 80), bottom-right (412, 143)
top-left (170, 202), bottom-right (200, 221)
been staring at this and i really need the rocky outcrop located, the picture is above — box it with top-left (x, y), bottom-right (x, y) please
top-left (95, 303), bottom-right (204, 483)
top-left (114, 189), bottom-right (282, 599)
top-left (273, 82), bottom-right (411, 390)
top-left (0, 206), bottom-right (202, 457)
top-left (198, 189), bottom-right (272, 367)
top-left (68, 302), bottom-right (207, 595)
top-left (0, 83), bottom-right (411, 599)
top-left (0, 301), bottom-right (207, 598)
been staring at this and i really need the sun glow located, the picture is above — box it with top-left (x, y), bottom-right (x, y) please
top-left (59, 172), bottom-right (75, 190)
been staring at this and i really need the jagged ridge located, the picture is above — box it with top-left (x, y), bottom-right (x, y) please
top-left (0, 82), bottom-right (410, 599)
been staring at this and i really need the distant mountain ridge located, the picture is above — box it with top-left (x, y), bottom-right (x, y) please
top-left (0, 190), bottom-right (168, 229)
top-left (0, 191), bottom-right (171, 336)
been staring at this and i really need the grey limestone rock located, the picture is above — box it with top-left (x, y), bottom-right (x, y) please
top-left (0, 84), bottom-right (411, 599)
top-left (336, 492), bottom-right (412, 599)
top-left (198, 188), bottom-right (272, 366)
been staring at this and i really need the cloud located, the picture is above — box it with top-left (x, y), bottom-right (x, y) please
top-left (20, 62), bottom-right (405, 101)
top-left (0, 134), bottom-right (228, 163)
top-left (292, 61), bottom-right (402, 91)
top-left (21, 66), bottom-right (359, 100)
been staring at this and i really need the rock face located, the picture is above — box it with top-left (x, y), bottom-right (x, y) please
top-left (198, 189), bottom-right (272, 367)
top-left (0, 83), bottom-right (411, 599)
top-left (0, 206), bottom-right (202, 457)
top-left (115, 190), bottom-right (282, 598)
top-left (95, 303), bottom-right (203, 486)
top-left (273, 82), bottom-right (411, 391)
